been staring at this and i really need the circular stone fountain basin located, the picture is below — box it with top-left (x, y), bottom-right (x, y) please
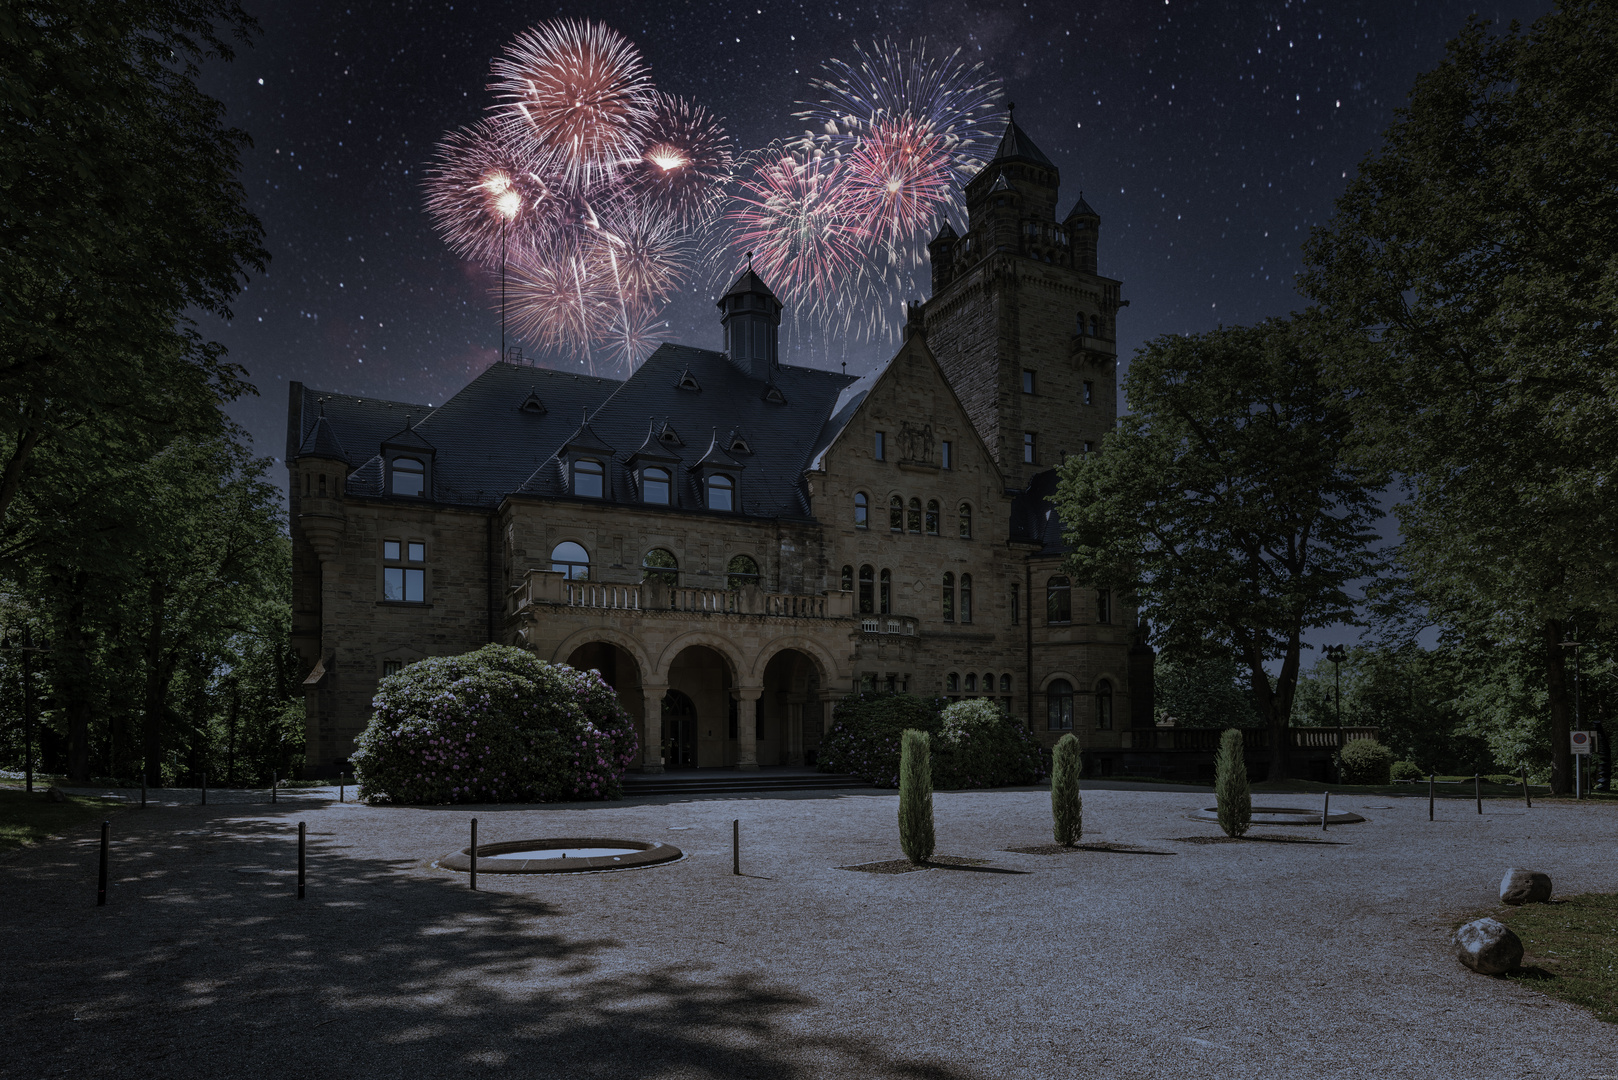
top-left (438, 837), bottom-right (682, 874)
top-left (1188, 806), bottom-right (1365, 826)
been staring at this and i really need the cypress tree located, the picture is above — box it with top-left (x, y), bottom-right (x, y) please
top-left (898, 728), bottom-right (935, 864)
top-left (1051, 733), bottom-right (1083, 846)
top-left (1215, 727), bottom-right (1252, 837)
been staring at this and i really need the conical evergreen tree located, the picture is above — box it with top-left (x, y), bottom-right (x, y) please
top-left (1051, 734), bottom-right (1083, 846)
top-left (898, 728), bottom-right (935, 864)
top-left (1215, 727), bottom-right (1252, 837)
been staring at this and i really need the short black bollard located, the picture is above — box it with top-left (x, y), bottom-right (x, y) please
top-left (140, 775), bottom-right (146, 809)
top-left (1428, 774), bottom-right (1435, 821)
top-left (732, 819), bottom-right (740, 876)
top-left (339, 773), bottom-right (345, 803)
top-left (1475, 772), bottom-right (1482, 814)
top-left (1522, 766), bottom-right (1532, 808)
top-left (469, 818), bottom-right (478, 892)
top-left (297, 821), bottom-right (306, 900)
top-left (97, 820), bottom-right (109, 906)
top-left (1321, 790), bottom-right (1330, 832)
top-left (201, 771), bottom-right (207, 806)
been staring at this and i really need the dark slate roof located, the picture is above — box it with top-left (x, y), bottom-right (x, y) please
top-left (296, 413), bottom-right (349, 462)
top-left (286, 383), bottom-right (434, 468)
top-left (1064, 192), bottom-right (1099, 220)
top-left (993, 116), bottom-right (1056, 169)
top-left (517, 343), bottom-right (856, 519)
top-left (1009, 468), bottom-right (1069, 553)
top-left (342, 362), bottom-right (620, 506)
top-left (930, 221), bottom-right (959, 243)
top-left (381, 423), bottom-right (435, 453)
top-left (720, 267), bottom-right (782, 305)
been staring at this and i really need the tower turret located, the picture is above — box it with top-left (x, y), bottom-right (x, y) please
top-left (717, 261), bottom-right (783, 382)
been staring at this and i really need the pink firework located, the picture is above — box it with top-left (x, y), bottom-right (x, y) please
top-left (505, 240), bottom-right (617, 369)
top-left (724, 145), bottom-right (868, 311)
top-left (587, 198), bottom-right (691, 307)
top-left (622, 93), bottom-right (734, 225)
top-left (843, 115), bottom-right (955, 247)
top-left (490, 19), bottom-right (654, 191)
top-left (423, 119), bottom-right (569, 265)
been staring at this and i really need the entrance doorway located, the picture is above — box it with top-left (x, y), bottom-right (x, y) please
top-left (661, 690), bottom-right (698, 768)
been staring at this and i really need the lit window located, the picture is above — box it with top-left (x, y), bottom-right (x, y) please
top-left (1096, 680), bottom-right (1114, 730)
top-left (960, 573), bottom-right (973, 623)
top-left (889, 495), bottom-right (903, 532)
top-left (1046, 576), bottom-right (1071, 624)
top-left (707, 474), bottom-right (734, 511)
top-left (642, 466), bottom-right (670, 505)
top-left (874, 431), bottom-right (885, 460)
top-left (879, 568), bottom-right (891, 614)
top-left (1022, 370), bottom-right (1036, 394)
top-left (407, 542), bottom-right (424, 562)
top-left (1048, 680), bottom-right (1074, 730)
top-left (643, 548), bottom-right (679, 586)
top-left (941, 441), bottom-right (952, 469)
top-left (1097, 588), bottom-right (1112, 624)
top-left (383, 539), bottom-right (425, 603)
top-left (942, 572), bottom-right (955, 622)
top-left (959, 503), bottom-right (972, 539)
top-left (854, 491), bottom-right (868, 528)
top-left (925, 499), bottom-right (940, 536)
top-left (391, 457), bottom-right (425, 497)
top-left (859, 565), bottom-right (874, 614)
top-left (550, 541), bottom-right (590, 581)
top-left (1083, 380), bottom-right (1095, 406)
top-left (384, 541), bottom-right (400, 561)
top-left (907, 497), bottom-right (922, 534)
top-left (573, 458), bottom-right (604, 498)
top-left (727, 554), bottom-right (760, 590)
top-left (1023, 433), bottom-right (1036, 465)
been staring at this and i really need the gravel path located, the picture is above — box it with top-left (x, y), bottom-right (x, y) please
top-left (0, 786), bottom-right (1611, 1079)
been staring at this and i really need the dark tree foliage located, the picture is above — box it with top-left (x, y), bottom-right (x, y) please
top-left (1301, 1), bottom-right (1618, 793)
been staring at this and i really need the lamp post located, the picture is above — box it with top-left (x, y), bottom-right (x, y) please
top-left (1560, 637), bottom-right (1589, 796)
top-left (1, 627), bottom-right (47, 794)
top-left (1324, 644), bottom-right (1347, 728)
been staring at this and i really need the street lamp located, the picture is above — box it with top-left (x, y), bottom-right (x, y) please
top-left (1324, 644), bottom-right (1347, 728)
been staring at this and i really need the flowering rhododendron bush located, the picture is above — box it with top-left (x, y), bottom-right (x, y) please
top-left (352, 645), bottom-right (637, 804)
top-left (818, 693), bottom-right (1045, 789)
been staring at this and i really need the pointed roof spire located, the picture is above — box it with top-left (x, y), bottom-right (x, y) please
top-left (1064, 189), bottom-right (1100, 221)
top-left (692, 428), bottom-right (745, 471)
top-left (297, 412), bottom-right (349, 463)
top-left (992, 105), bottom-right (1055, 169)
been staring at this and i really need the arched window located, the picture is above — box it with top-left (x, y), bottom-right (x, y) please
top-left (1095, 680), bottom-right (1114, 730)
top-left (641, 466), bottom-right (670, 505)
top-left (1090, 314), bottom-right (1101, 337)
top-left (889, 495), bottom-right (903, 532)
top-left (707, 473), bottom-right (734, 511)
top-left (907, 497), bottom-right (922, 533)
top-left (999, 674), bottom-right (1012, 693)
top-left (1046, 575), bottom-right (1071, 624)
top-left (1048, 680), bottom-right (1074, 730)
top-left (392, 457), bottom-right (425, 497)
top-left (572, 458), bottom-right (604, 498)
top-left (642, 548), bottom-right (679, 586)
top-left (982, 672), bottom-right (994, 693)
top-left (727, 554), bottom-right (759, 590)
top-left (965, 673), bottom-right (977, 693)
top-left (942, 571), bottom-right (955, 622)
top-left (841, 565), bottom-right (853, 592)
top-left (958, 502), bottom-right (972, 539)
top-left (854, 491), bottom-right (869, 529)
top-left (946, 672), bottom-right (960, 694)
top-left (925, 499), bottom-right (940, 535)
top-left (858, 564), bottom-right (874, 614)
top-left (960, 573), bottom-right (973, 623)
top-left (1096, 588), bottom-right (1112, 624)
top-left (550, 541), bottom-right (590, 581)
top-left (879, 568), bottom-right (891, 614)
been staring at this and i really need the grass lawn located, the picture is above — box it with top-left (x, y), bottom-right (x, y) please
top-left (0, 788), bottom-right (126, 852)
top-left (1492, 893), bottom-right (1618, 1025)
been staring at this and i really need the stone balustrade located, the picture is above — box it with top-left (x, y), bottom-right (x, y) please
top-left (512, 569), bottom-right (854, 621)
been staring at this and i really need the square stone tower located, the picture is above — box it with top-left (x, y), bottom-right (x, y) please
top-left (919, 112), bottom-right (1124, 490)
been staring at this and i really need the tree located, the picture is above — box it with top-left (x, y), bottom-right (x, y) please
top-left (1054, 318), bottom-right (1388, 778)
top-left (1154, 655), bottom-right (1262, 729)
top-left (897, 729), bottom-right (934, 864)
top-left (1301, 2), bottom-right (1618, 793)
top-left (1214, 728), bottom-right (1251, 838)
top-left (0, 0), bottom-right (267, 532)
top-left (1050, 734), bottom-right (1083, 847)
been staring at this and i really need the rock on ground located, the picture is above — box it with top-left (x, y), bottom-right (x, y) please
top-left (1454, 917), bottom-right (1524, 975)
top-left (1499, 867), bottom-right (1552, 905)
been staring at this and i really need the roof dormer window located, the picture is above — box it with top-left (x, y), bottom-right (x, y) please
top-left (518, 390), bottom-right (547, 415)
top-left (659, 423), bottom-right (682, 446)
top-left (706, 473), bottom-right (734, 512)
top-left (676, 368), bottom-right (701, 392)
top-left (728, 432), bottom-right (752, 455)
top-left (572, 458), bottom-right (605, 498)
top-left (641, 466), bottom-right (670, 505)
top-left (391, 457), bottom-right (425, 497)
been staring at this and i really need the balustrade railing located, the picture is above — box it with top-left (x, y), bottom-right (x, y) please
top-left (860, 615), bottom-right (918, 636)
top-left (1120, 726), bottom-right (1379, 751)
top-left (515, 570), bottom-right (852, 620)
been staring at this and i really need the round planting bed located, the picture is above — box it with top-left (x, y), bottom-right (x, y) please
top-left (1188, 806), bottom-right (1365, 826)
top-left (438, 837), bottom-right (682, 874)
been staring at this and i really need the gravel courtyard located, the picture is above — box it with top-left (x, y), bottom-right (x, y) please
top-left (0, 784), bottom-right (1611, 1080)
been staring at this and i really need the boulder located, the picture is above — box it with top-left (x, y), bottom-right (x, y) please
top-left (1454, 917), bottom-right (1524, 975)
top-left (42, 787), bottom-right (68, 803)
top-left (1499, 868), bottom-right (1552, 906)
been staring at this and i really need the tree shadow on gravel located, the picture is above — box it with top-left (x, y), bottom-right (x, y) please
top-left (0, 804), bottom-right (970, 1080)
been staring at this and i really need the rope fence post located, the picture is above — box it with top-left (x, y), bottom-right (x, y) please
top-left (97, 820), bottom-right (109, 907)
top-left (201, 771), bottom-right (207, 806)
top-left (140, 774), bottom-right (146, 809)
top-left (470, 818), bottom-right (478, 892)
top-left (1475, 772), bottom-right (1482, 814)
top-left (1321, 790), bottom-right (1330, 832)
top-left (339, 773), bottom-right (345, 803)
top-left (297, 821), bottom-right (306, 901)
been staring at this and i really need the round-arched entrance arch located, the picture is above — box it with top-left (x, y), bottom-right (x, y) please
top-left (661, 689), bottom-right (698, 768)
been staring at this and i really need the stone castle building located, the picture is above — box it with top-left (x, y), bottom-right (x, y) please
top-left (286, 117), bottom-right (1153, 776)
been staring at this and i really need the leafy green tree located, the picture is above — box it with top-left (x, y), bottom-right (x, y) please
top-left (1154, 656), bottom-right (1262, 729)
top-left (1055, 318), bottom-right (1388, 778)
top-left (897, 729), bottom-right (934, 864)
top-left (1301, 2), bottom-right (1618, 793)
top-left (1214, 728), bottom-right (1251, 838)
top-left (1050, 734), bottom-right (1083, 846)
top-left (0, 0), bottom-right (267, 531)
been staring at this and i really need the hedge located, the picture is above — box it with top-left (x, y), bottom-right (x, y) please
top-left (818, 693), bottom-right (1046, 789)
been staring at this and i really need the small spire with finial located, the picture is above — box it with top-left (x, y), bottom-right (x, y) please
top-left (746, 251), bottom-right (754, 272)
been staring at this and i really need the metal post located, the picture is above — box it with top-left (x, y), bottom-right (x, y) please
top-left (97, 820), bottom-right (109, 906)
top-left (339, 774), bottom-right (345, 803)
top-left (1321, 790), bottom-right (1329, 832)
top-left (1575, 753), bottom-right (1582, 800)
top-left (272, 770), bottom-right (277, 804)
top-left (21, 638), bottom-right (33, 794)
top-left (201, 771), bottom-right (207, 806)
top-left (1475, 772), bottom-right (1481, 814)
top-left (732, 819), bottom-right (740, 876)
top-left (297, 821), bottom-right (306, 900)
top-left (140, 774), bottom-right (146, 809)
top-left (1522, 765), bottom-right (1532, 808)
top-left (469, 818), bottom-right (478, 892)
top-left (1428, 774), bottom-right (1435, 821)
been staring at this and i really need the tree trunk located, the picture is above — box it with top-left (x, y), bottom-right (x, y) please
top-left (58, 581), bottom-right (94, 783)
top-left (1241, 640), bottom-right (1288, 783)
top-left (142, 579), bottom-right (168, 788)
top-left (1543, 618), bottom-right (1572, 796)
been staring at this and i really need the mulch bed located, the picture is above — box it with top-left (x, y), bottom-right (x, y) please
top-left (1169, 833), bottom-right (1348, 846)
top-left (1005, 842), bottom-right (1174, 856)
top-left (838, 855), bottom-right (992, 874)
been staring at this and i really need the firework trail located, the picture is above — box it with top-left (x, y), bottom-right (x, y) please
top-left (424, 119), bottom-right (570, 264)
top-left (724, 144), bottom-right (868, 307)
top-left (623, 93), bottom-right (734, 226)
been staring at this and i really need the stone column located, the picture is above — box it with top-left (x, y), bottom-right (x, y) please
top-left (639, 684), bottom-right (668, 773)
top-left (734, 686), bottom-right (762, 770)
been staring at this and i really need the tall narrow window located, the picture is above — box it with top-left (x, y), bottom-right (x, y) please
top-left (959, 503), bottom-right (972, 539)
top-left (1022, 433), bottom-right (1036, 465)
top-left (641, 466), bottom-right (670, 505)
top-left (572, 458), bottom-right (604, 498)
top-left (879, 569), bottom-right (891, 614)
top-left (907, 497), bottom-right (922, 533)
top-left (642, 548), bottom-right (679, 586)
top-left (727, 554), bottom-right (760, 590)
top-left (1096, 588), bottom-right (1112, 624)
top-left (1010, 582), bottom-right (1020, 625)
top-left (925, 499), bottom-right (940, 535)
top-left (383, 539), bottom-right (426, 603)
top-left (942, 572), bottom-right (955, 622)
top-left (999, 674), bottom-right (1012, 694)
top-left (1095, 680), bottom-right (1114, 730)
top-left (854, 492), bottom-right (869, 528)
top-left (874, 431), bottom-right (886, 460)
top-left (941, 441), bottom-right (952, 469)
top-left (841, 565), bottom-right (853, 592)
top-left (1083, 380), bottom-right (1095, 406)
top-left (960, 573), bottom-right (973, 623)
top-left (707, 473), bottom-right (734, 511)
top-left (965, 673), bottom-right (977, 693)
top-left (1046, 576), bottom-right (1071, 624)
top-left (1090, 315), bottom-right (1101, 337)
top-left (550, 541), bottom-right (591, 581)
top-left (946, 672), bottom-right (960, 695)
top-left (1048, 680), bottom-right (1074, 730)
top-left (1021, 370), bottom-right (1036, 394)
top-left (858, 565), bottom-right (874, 614)
top-left (392, 457), bottom-right (425, 497)
top-left (889, 495), bottom-right (903, 532)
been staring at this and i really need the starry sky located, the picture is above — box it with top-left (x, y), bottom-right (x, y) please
top-left (206, 0), bottom-right (1550, 471)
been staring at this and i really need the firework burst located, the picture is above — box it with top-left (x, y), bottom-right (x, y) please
top-left (424, 119), bottom-right (570, 265)
top-left (622, 93), bottom-right (734, 225)
top-left (724, 144), bottom-right (868, 311)
top-left (490, 19), bottom-right (655, 190)
top-left (505, 237), bottom-right (618, 368)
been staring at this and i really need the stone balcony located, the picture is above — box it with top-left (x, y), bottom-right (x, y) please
top-left (510, 569), bottom-right (856, 623)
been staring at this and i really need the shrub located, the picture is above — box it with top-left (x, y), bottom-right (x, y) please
top-left (352, 644), bottom-right (637, 804)
top-left (1337, 738), bottom-right (1395, 785)
top-left (1051, 734), bottom-right (1083, 846)
top-left (819, 694), bottom-right (1046, 789)
top-left (1214, 727), bottom-right (1251, 838)
top-left (898, 729), bottom-right (934, 864)
top-left (1390, 759), bottom-right (1424, 783)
